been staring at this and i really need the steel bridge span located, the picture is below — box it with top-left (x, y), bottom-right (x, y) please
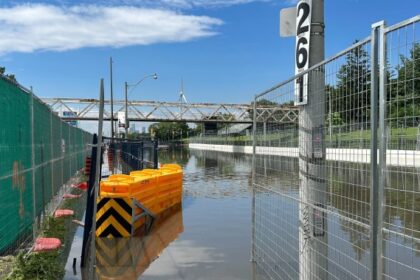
top-left (42, 97), bottom-right (298, 124)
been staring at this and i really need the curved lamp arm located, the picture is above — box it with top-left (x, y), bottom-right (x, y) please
top-left (127, 73), bottom-right (158, 94)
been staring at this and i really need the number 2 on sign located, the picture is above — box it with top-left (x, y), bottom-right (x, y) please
top-left (296, 2), bottom-right (310, 70)
top-left (295, 1), bottom-right (311, 106)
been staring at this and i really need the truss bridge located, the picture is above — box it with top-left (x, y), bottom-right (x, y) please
top-left (41, 98), bottom-right (299, 124)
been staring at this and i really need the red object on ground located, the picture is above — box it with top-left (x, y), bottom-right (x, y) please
top-left (63, 193), bottom-right (82, 199)
top-left (33, 237), bottom-right (61, 252)
top-left (76, 182), bottom-right (88, 190)
top-left (54, 209), bottom-right (74, 218)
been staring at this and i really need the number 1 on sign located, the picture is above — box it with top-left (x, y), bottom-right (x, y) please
top-left (295, 0), bottom-right (312, 106)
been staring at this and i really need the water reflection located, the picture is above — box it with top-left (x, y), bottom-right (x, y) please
top-left (94, 204), bottom-right (183, 280)
top-left (183, 149), bottom-right (252, 199)
top-left (66, 148), bottom-right (420, 279)
top-left (253, 152), bottom-right (420, 279)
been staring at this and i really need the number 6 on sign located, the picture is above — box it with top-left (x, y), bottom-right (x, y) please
top-left (295, 0), bottom-right (312, 106)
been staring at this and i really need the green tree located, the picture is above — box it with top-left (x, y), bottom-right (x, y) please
top-left (149, 122), bottom-right (190, 141)
top-left (127, 131), bottom-right (149, 140)
top-left (190, 123), bottom-right (203, 136)
top-left (388, 43), bottom-right (420, 126)
top-left (0, 66), bottom-right (17, 82)
top-left (6, 74), bottom-right (17, 83)
top-left (336, 40), bottom-right (371, 124)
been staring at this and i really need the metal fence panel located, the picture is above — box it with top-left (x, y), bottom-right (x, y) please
top-left (252, 15), bottom-right (420, 280)
top-left (0, 75), bottom-right (92, 257)
top-left (0, 77), bottom-right (34, 255)
top-left (382, 16), bottom-right (420, 279)
top-left (253, 36), bottom-right (373, 279)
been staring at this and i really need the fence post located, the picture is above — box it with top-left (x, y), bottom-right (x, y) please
top-left (263, 122), bottom-right (267, 144)
top-left (153, 140), bottom-right (159, 169)
top-left (50, 107), bottom-right (54, 197)
top-left (251, 96), bottom-right (257, 262)
top-left (252, 98), bottom-right (257, 180)
top-left (83, 79), bottom-right (105, 276)
top-left (81, 134), bottom-right (97, 267)
top-left (130, 142), bottom-right (135, 170)
top-left (370, 20), bottom-right (385, 280)
top-left (417, 125), bottom-right (420, 151)
top-left (30, 87), bottom-right (37, 241)
top-left (140, 142), bottom-right (144, 170)
top-left (378, 21), bottom-right (387, 280)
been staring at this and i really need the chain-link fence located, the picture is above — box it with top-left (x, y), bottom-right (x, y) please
top-left (105, 138), bottom-right (159, 175)
top-left (252, 15), bottom-right (420, 280)
top-left (0, 75), bottom-right (92, 260)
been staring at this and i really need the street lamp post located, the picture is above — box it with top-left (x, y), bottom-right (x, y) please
top-left (124, 73), bottom-right (158, 138)
top-left (110, 57), bottom-right (114, 140)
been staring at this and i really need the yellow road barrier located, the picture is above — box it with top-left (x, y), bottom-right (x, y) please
top-left (96, 164), bottom-right (183, 237)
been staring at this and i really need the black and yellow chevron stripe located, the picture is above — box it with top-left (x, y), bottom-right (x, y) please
top-left (95, 238), bottom-right (138, 279)
top-left (96, 197), bottom-right (133, 237)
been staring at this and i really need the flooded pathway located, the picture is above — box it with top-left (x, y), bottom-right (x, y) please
top-left (65, 148), bottom-right (255, 280)
top-left (64, 147), bottom-right (420, 279)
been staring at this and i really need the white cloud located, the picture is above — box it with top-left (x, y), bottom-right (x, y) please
top-left (0, 4), bottom-right (223, 54)
top-left (8, 0), bottom-right (272, 9)
top-left (147, 0), bottom-right (271, 8)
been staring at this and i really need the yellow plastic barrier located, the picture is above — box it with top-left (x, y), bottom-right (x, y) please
top-left (96, 164), bottom-right (183, 237)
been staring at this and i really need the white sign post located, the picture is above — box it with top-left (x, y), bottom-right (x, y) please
top-left (294, 0), bottom-right (312, 106)
top-left (117, 111), bottom-right (126, 134)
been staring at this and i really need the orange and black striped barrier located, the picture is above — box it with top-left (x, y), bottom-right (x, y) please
top-left (95, 197), bottom-right (134, 237)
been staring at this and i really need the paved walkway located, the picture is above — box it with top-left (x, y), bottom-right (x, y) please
top-left (189, 143), bottom-right (420, 167)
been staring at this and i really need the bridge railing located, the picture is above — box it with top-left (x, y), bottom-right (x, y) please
top-left (252, 15), bottom-right (420, 280)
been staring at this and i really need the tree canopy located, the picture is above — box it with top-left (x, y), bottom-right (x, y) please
top-left (328, 42), bottom-right (419, 128)
top-left (149, 122), bottom-right (190, 141)
top-left (0, 66), bottom-right (17, 83)
top-left (388, 43), bottom-right (420, 125)
top-left (333, 41), bottom-right (371, 125)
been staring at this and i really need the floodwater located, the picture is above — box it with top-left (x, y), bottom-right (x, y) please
top-left (65, 148), bottom-right (255, 280)
top-left (122, 148), bottom-right (254, 280)
top-left (64, 148), bottom-right (420, 280)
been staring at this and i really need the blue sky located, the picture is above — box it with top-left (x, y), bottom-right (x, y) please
top-left (0, 0), bottom-right (418, 105)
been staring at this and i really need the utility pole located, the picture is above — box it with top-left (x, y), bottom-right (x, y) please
top-left (110, 57), bottom-right (114, 140)
top-left (297, 1), bottom-right (327, 279)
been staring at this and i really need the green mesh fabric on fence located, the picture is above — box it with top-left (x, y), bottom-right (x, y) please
top-left (0, 76), bottom-right (92, 254)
